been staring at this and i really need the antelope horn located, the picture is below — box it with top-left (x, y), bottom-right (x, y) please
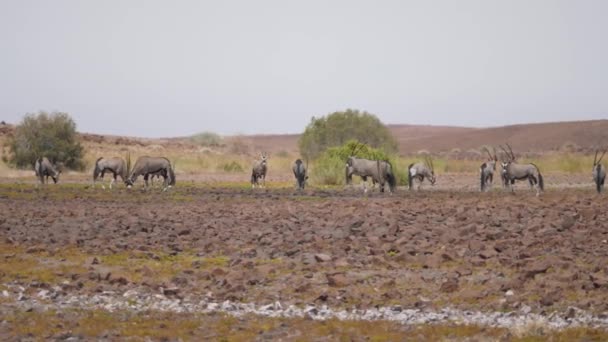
top-left (352, 141), bottom-right (366, 157)
top-left (482, 146), bottom-right (493, 161)
top-left (350, 142), bottom-right (361, 156)
top-left (498, 145), bottom-right (509, 161)
top-left (126, 151), bottom-right (132, 175)
top-left (598, 149), bottom-right (607, 164)
top-left (506, 143), bottom-right (515, 161)
top-left (594, 150), bottom-right (599, 165)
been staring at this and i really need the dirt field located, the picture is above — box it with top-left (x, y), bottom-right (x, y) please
top-left (1, 179), bottom-right (608, 340)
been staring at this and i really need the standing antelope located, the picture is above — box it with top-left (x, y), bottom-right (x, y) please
top-left (125, 156), bottom-right (175, 191)
top-left (292, 159), bottom-right (308, 190)
top-left (345, 157), bottom-right (396, 193)
top-left (592, 149), bottom-right (606, 193)
top-left (408, 156), bottom-right (436, 190)
top-left (93, 155), bottom-right (129, 189)
top-left (500, 144), bottom-right (544, 196)
top-left (34, 157), bottom-right (62, 185)
top-left (251, 153), bottom-right (268, 188)
top-left (480, 147), bottom-right (498, 192)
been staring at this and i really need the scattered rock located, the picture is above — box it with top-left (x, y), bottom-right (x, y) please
top-left (326, 273), bottom-right (350, 287)
top-left (162, 287), bottom-right (180, 296)
top-left (314, 254), bottom-right (332, 262)
top-left (440, 278), bottom-right (459, 293)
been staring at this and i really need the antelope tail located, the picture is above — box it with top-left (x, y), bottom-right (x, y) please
top-left (93, 157), bottom-right (103, 181)
top-left (480, 163), bottom-right (486, 192)
top-left (345, 163), bottom-right (351, 185)
top-left (407, 163), bottom-right (414, 190)
top-left (596, 165), bottom-right (603, 193)
top-left (168, 163), bottom-right (176, 186)
top-left (385, 160), bottom-right (396, 192)
top-left (376, 160), bottom-right (382, 192)
top-left (531, 163), bottom-right (544, 191)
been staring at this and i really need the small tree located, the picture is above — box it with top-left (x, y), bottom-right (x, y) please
top-left (191, 131), bottom-right (222, 147)
top-left (7, 111), bottom-right (85, 170)
top-left (298, 109), bottom-right (398, 160)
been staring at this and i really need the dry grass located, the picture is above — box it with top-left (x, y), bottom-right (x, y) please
top-left (4, 309), bottom-right (608, 340)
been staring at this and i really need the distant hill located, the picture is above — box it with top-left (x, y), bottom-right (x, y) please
top-left (2, 119), bottom-right (606, 156)
top-left (239, 120), bottom-right (608, 155)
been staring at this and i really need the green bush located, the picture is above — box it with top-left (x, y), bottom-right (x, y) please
top-left (7, 111), bottom-right (85, 170)
top-left (312, 140), bottom-right (408, 186)
top-left (298, 109), bottom-right (398, 160)
top-left (219, 161), bottom-right (244, 173)
top-left (311, 155), bottom-right (346, 186)
top-left (191, 131), bottom-right (222, 147)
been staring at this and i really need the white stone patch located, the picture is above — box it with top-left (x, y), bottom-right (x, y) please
top-left (2, 284), bottom-right (608, 331)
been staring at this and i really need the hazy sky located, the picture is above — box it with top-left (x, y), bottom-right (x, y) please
top-left (1, 1), bottom-right (606, 137)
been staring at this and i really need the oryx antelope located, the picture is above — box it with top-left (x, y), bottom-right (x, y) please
top-left (592, 149), bottom-right (606, 193)
top-left (292, 159), bottom-right (308, 190)
top-left (34, 157), bottom-right (62, 185)
top-left (126, 156), bottom-right (175, 191)
top-left (480, 147), bottom-right (498, 192)
top-left (500, 144), bottom-right (544, 196)
top-left (345, 157), bottom-right (396, 193)
top-left (408, 156), bottom-right (436, 190)
top-left (93, 156), bottom-right (129, 189)
top-left (251, 153), bottom-right (268, 188)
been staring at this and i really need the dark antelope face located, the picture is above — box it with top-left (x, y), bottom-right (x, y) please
top-left (429, 171), bottom-right (436, 185)
top-left (125, 176), bottom-right (135, 188)
top-left (51, 170), bottom-right (61, 184)
top-left (501, 162), bottom-right (511, 176)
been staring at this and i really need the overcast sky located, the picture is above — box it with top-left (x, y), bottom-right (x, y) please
top-left (1, 1), bottom-right (606, 137)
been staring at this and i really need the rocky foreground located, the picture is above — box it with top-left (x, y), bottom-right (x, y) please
top-left (1, 185), bottom-right (608, 340)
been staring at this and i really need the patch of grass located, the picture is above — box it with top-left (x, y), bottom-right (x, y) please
top-left (4, 307), bottom-right (608, 340)
top-left (218, 160), bottom-right (244, 173)
top-left (0, 244), bottom-right (88, 284)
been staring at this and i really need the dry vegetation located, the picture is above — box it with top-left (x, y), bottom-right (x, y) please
top-left (4, 309), bottom-right (608, 341)
top-left (2, 120), bottom-right (608, 340)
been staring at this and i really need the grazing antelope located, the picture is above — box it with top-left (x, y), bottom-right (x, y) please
top-left (93, 155), bottom-right (129, 189)
top-left (592, 148), bottom-right (606, 193)
top-left (345, 157), bottom-right (396, 193)
top-left (480, 147), bottom-right (498, 192)
top-left (34, 157), bottom-right (62, 185)
top-left (408, 155), bottom-right (436, 190)
top-left (251, 153), bottom-right (268, 188)
top-left (500, 144), bottom-right (544, 196)
top-left (292, 159), bottom-right (308, 190)
top-left (125, 156), bottom-right (175, 191)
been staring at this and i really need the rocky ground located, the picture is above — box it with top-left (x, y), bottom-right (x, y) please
top-left (1, 181), bottom-right (608, 340)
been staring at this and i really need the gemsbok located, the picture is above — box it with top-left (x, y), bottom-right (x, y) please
top-left (408, 156), bottom-right (436, 190)
top-left (592, 148), bottom-right (606, 193)
top-left (34, 157), bottom-right (62, 185)
top-left (500, 144), bottom-right (544, 196)
top-left (480, 147), bottom-right (498, 192)
top-left (251, 153), bottom-right (268, 188)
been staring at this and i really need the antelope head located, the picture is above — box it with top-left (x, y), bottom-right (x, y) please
top-left (260, 152), bottom-right (268, 165)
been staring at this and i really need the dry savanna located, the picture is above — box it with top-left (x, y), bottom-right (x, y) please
top-left (1, 120), bottom-right (608, 341)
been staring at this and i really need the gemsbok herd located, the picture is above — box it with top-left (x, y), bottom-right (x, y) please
top-left (33, 144), bottom-right (607, 195)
